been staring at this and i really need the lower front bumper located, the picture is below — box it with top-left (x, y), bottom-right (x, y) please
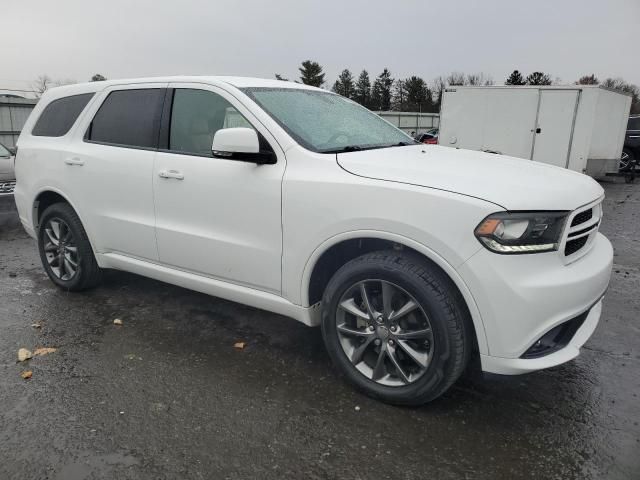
top-left (480, 299), bottom-right (602, 375)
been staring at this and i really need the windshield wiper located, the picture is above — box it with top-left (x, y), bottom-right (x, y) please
top-left (320, 145), bottom-right (365, 154)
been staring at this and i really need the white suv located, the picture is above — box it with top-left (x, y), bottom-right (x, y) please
top-left (14, 77), bottom-right (613, 404)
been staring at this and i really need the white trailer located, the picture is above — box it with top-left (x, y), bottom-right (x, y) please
top-left (439, 85), bottom-right (632, 177)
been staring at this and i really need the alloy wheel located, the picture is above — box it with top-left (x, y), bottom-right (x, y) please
top-left (43, 218), bottom-right (79, 281)
top-left (335, 279), bottom-right (434, 387)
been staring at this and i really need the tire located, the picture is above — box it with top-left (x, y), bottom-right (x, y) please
top-left (38, 202), bottom-right (102, 291)
top-left (620, 147), bottom-right (635, 172)
top-left (321, 250), bottom-right (472, 406)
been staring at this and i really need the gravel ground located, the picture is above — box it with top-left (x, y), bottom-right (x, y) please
top-left (0, 180), bottom-right (638, 480)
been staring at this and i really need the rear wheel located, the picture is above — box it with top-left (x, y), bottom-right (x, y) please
top-left (321, 251), bottom-right (471, 405)
top-left (38, 203), bottom-right (102, 291)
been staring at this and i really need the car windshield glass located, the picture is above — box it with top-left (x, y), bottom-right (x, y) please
top-left (241, 87), bottom-right (414, 153)
top-left (0, 143), bottom-right (10, 156)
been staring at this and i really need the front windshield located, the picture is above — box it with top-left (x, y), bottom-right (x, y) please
top-left (0, 143), bottom-right (10, 157)
top-left (241, 87), bottom-right (414, 153)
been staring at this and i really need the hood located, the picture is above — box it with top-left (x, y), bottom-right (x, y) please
top-left (337, 145), bottom-right (603, 211)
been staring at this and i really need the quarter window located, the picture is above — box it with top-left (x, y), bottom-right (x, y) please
top-left (87, 89), bottom-right (164, 149)
top-left (32, 93), bottom-right (94, 137)
top-left (169, 89), bottom-right (254, 157)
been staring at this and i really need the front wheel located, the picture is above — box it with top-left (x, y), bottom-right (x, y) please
top-left (321, 251), bottom-right (471, 405)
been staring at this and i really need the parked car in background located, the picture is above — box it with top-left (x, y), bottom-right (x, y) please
top-left (14, 77), bottom-right (613, 405)
top-left (0, 142), bottom-right (15, 181)
top-left (0, 142), bottom-right (16, 195)
top-left (415, 128), bottom-right (438, 144)
top-left (620, 115), bottom-right (640, 172)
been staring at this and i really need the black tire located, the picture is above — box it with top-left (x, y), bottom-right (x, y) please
top-left (321, 250), bottom-right (472, 406)
top-left (620, 147), bottom-right (635, 172)
top-left (38, 202), bottom-right (102, 291)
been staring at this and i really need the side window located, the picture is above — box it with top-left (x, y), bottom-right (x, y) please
top-left (169, 89), bottom-right (255, 156)
top-left (32, 93), bottom-right (94, 137)
top-left (629, 117), bottom-right (640, 131)
top-left (87, 89), bottom-right (164, 149)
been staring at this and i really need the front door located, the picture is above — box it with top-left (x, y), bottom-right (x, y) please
top-left (152, 84), bottom-right (285, 294)
top-left (532, 90), bottom-right (580, 167)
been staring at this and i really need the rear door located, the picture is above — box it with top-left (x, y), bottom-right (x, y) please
top-left (65, 83), bottom-right (167, 261)
top-left (152, 83), bottom-right (285, 293)
top-left (532, 90), bottom-right (580, 167)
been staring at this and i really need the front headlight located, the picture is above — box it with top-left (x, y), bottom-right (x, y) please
top-left (474, 212), bottom-right (568, 254)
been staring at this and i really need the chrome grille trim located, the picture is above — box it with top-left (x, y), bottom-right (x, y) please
top-left (560, 198), bottom-right (603, 263)
top-left (0, 180), bottom-right (16, 195)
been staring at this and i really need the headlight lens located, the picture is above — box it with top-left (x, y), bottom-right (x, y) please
top-left (474, 212), bottom-right (568, 254)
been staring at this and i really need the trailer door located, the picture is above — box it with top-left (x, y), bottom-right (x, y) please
top-left (532, 90), bottom-right (579, 168)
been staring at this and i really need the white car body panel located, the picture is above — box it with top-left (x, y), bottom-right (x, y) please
top-left (13, 76), bottom-right (614, 377)
top-left (337, 144), bottom-right (604, 211)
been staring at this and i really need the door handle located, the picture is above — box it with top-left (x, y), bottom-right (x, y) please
top-left (158, 169), bottom-right (184, 180)
top-left (64, 157), bottom-right (85, 166)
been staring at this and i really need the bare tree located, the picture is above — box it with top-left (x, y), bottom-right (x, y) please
top-left (602, 77), bottom-right (640, 113)
top-left (32, 75), bottom-right (54, 98)
top-left (466, 72), bottom-right (494, 86)
top-left (446, 72), bottom-right (466, 86)
top-left (576, 74), bottom-right (599, 85)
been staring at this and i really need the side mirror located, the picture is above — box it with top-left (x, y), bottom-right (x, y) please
top-left (212, 128), bottom-right (276, 165)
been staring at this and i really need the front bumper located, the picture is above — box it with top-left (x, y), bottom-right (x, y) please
top-left (458, 232), bottom-right (613, 375)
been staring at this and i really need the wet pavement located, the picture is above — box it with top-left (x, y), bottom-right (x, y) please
top-left (0, 181), bottom-right (639, 480)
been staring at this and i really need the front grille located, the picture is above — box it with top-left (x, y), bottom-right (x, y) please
top-left (565, 236), bottom-right (589, 256)
top-left (0, 180), bottom-right (16, 195)
top-left (571, 208), bottom-right (593, 227)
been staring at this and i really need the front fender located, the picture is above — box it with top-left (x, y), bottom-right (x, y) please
top-left (299, 229), bottom-right (489, 356)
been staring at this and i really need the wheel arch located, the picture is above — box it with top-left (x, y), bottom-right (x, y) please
top-left (302, 230), bottom-right (489, 355)
top-left (32, 188), bottom-right (99, 257)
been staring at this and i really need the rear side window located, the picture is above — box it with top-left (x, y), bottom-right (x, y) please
top-left (87, 89), bottom-right (164, 149)
top-left (629, 117), bottom-right (640, 131)
top-left (32, 93), bottom-right (94, 137)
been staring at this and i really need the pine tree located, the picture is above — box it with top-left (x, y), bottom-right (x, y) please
top-left (525, 71), bottom-right (552, 85)
top-left (505, 70), bottom-right (525, 85)
top-left (370, 79), bottom-right (383, 111)
top-left (298, 60), bottom-right (325, 87)
top-left (377, 68), bottom-right (394, 111)
top-left (404, 76), bottom-right (431, 112)
top-left (275, 73), bottom-right (289, 81)
top-left (392, 79), bottom-right (407, 111)
top-left (332, 69), bottom-right (355, 98)
top-left (354, 70), bottom-right (372, 107)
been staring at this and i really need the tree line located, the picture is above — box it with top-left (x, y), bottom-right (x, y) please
top-left (282, 61), bottom-right (639, 114)
top-left (29, 66), bottom-right (639, 114)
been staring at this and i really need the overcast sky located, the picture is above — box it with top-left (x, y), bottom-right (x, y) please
top-left (2, 0), bottom-right (638, 95)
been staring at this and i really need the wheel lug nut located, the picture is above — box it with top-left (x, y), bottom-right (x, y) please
top-left (390, 325), bottom-right (397, 332)
top-left (374, 339), bottom-right (381, 346)
top-left (368, 325), bottom-right (375, 331)
top-left (388, 339), bottom-right (395, 346)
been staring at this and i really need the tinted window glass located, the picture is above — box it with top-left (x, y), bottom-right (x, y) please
top-left (628, 117), bottom-right (640, 130)
top-left (32, 93), bottom-right (94, 137)
top-left (169, 89), bottom-right (253, 156)
top-left (88, 89), bottom-right (164, 148)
